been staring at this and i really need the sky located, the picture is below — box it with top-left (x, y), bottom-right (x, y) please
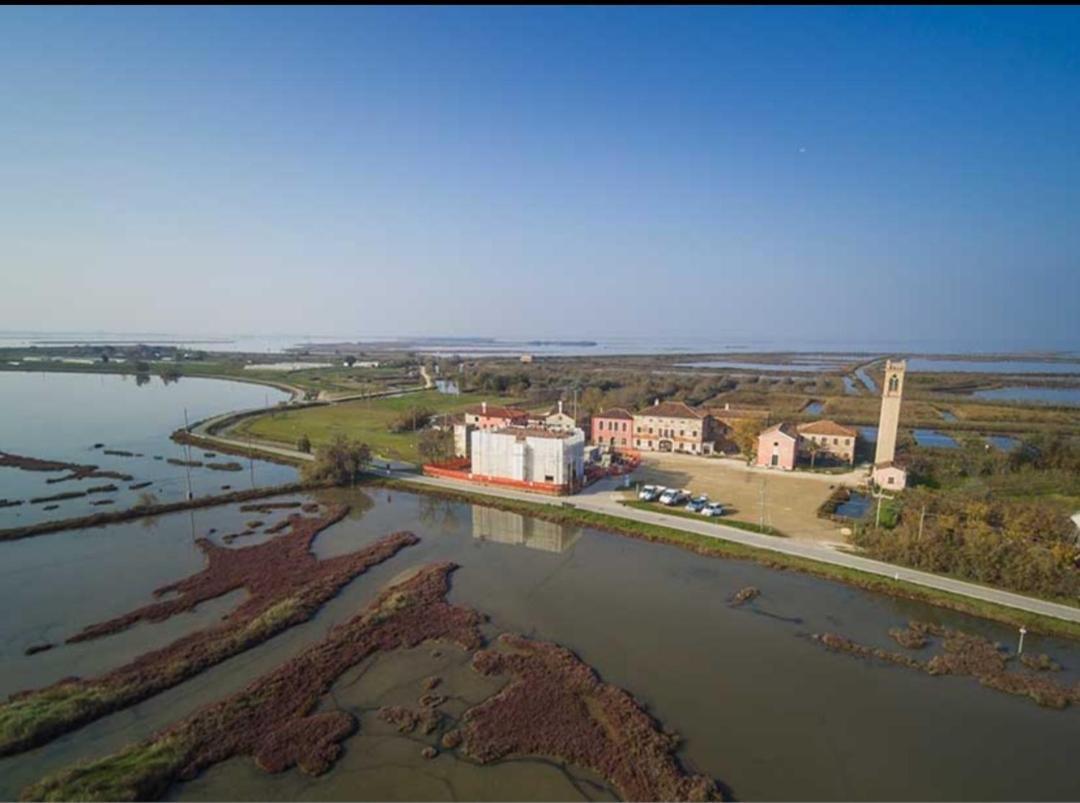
top-left (1, 6), bottom-right (1078, 350)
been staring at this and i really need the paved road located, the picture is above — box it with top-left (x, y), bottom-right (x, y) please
top-left (185, 424), bottom-right (1080, 625)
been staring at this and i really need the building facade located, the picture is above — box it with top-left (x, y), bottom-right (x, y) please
top-left (463, 401), bottom-right (529, 431)
top-left (797, 420), bottom-right (858, 464)
top-left (755, 423), bottom-right (800, 470)
top-left (591, 408), bottom-right (635, 449)
top-left (633, 401), bottom-right (716, 454)
top-left (539, 400), bottom-right (577, 432)
top-left (469, 426), bottom-right (585, 493)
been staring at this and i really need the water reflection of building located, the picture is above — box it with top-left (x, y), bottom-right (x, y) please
top-left (471, 506), bottom-right (581, 553)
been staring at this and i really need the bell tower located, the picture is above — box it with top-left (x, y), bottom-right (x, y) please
top-left (874, 359), bottom-right (906, 466)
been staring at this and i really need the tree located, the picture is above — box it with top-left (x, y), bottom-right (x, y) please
top-left (805, 438), bottom-right (823, 469)
top-left (730, 419), bottom-right (761, 463)
top-left (301, 435), bottom-right (371, 485)
top-left (388, 406), bottom-right (435, 433)
top-left (418, 429), bottom-right (453, 464)
top-left (344, 355), bottom-right (356, 367)
top-left (296, 434), bottom-right (312, 454)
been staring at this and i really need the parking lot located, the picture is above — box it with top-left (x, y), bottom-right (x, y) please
top-left (629, 452), bottom-right (853, 544)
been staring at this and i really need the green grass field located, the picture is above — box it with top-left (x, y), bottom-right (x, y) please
top-left (231, 390), bottom-right (525, 462)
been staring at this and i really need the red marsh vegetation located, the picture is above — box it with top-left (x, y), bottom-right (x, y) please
top-left (22, 562), bottom-right (485, 802)
top-left (458, 634), bottom-right (717, 802)
top-left (815, 621), bottom-right (1080, 709)
top-left (0, 506), bottom-right (418, 757)
top-left (22, 564), bottom-right (724, 803)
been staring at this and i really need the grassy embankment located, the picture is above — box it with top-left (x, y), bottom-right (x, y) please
top-left (230, 390), bottom-right (526, 463)
top-left (620, 499), bottom-right (788, 537)
top-left (370, 477), bottom-right (1080, 641)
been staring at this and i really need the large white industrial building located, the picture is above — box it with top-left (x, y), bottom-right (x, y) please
top-left (470, 426), bottom-right (585, 493)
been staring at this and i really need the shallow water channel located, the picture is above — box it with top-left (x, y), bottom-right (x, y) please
top-left (0, 372), bottom-right (296, 528)
top-left (0, 488), bottom-right (1077, 801)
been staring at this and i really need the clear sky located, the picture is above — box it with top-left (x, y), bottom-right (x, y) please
top-left (2, 6), bottom-right (1078, 349)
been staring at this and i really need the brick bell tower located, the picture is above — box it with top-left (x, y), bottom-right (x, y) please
top-left (871, 359), bottom-right (908, 490)
top-left (874, 360), bottom-right (906, 466)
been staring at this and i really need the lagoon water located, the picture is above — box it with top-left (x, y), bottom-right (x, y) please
top-left (972, 386), bottom-right (1080, 406)
top-left (908, 358), bottom-right (1080, 375)
top-left (0, 372), bottom-right (295, 528)
top-left (913, 429), bottom-right (960, 449)
top-left (0, 489), bottom-right (1078, 801)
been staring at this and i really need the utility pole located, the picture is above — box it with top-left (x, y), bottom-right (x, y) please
top-left (872, 487), bottom-right (893, 529)
top-left (1017, 626), bottom-right (1027, 655)
top-left (759, 477), bottom-right (767, 532)
top-left (918, 505), bottom-right (926, 541)
top-left (182, 408), bottom-right (194, 501)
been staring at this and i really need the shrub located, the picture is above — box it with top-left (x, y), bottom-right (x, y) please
top-left (297, 434), bottom-right (312, 454)
top-left (301, 435), bottom-right (371, 485)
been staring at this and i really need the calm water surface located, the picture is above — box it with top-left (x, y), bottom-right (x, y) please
top-left (0, 490), bottom-right (1077, 801)
top-left (913, 429), bottom-right (960, 449)
top-left (0, 372), bottom-right (295, 527)
top-left (972, 386), bottom-right (1080, 406)
top-left (908, 358), bottom-right (1080, 375)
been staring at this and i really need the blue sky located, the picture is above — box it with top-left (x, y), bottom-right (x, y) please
top-left (1, 6), bottom-right (1078, 349)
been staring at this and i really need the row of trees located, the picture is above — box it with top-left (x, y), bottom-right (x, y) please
top-left (854, 487), bottom-right (1079, 600)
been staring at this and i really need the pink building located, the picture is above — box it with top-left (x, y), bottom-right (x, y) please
top-left (591, 408), bottom-right (634, 449)
top-left (755, 423), bottom-right (799, 470)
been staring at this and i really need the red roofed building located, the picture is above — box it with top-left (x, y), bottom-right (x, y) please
top-left (797, 419), bottom-right (858, 464)
top-left (463, 401), bottom-right (529, 431)
top-left (591, 408), bottom-right (635, 449)
top-left (632, 400), bottom-right (717, 455)
top-left (755, 422), bottom-right (800, 470)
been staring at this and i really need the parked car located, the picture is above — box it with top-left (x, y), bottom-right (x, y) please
top-left (659, 488), bottom-right (689, 506)
top-left (701, 501), bottom-right (726, 517)
top-left (685, 496), bottom-right (709, 513)
top-left (638, 484), bottom-right (662, 501)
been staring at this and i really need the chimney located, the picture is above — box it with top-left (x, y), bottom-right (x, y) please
top-left (481, 401), bottom-right (487, 414)
top-left (725, 402), bottom-right (730, 411)
top-left (654, 398), bottom-right (660, 406)
top-left (558, 399), bottom-right (564, 414)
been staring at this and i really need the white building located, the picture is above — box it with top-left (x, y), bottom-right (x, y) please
top-left (470, 426), bottom-right (585, 492)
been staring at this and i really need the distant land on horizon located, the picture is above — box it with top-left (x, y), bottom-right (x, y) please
top-left (0, 330), bottom-right (1077, 358)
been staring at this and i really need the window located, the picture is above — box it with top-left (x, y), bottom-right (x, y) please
top-left (833, 438), bottom-right (838, 445)
top-left (887, 476), bottom-right (894, 485)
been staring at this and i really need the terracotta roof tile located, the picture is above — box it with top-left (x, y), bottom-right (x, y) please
top-left (797, 419), bottom-right (858, 438)
top-left (594, 408), bottom-right (634, 420)
top-left (634, 401), bottom-right (705, 420)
